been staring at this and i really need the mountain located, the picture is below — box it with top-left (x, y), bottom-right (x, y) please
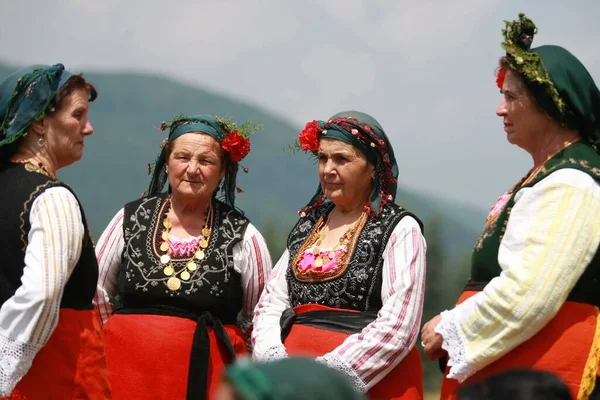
top-left (0, 62), bottom-right (486, 264)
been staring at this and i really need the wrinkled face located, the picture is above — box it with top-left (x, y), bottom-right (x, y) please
top-left (43, 88), bottom-right (93, 168)
top-left (318, 138), bottom-right (374, 209)
top-left (166, 132), bottom-right (226, 201)
top-left (496, 69), bottom-right (549, 150)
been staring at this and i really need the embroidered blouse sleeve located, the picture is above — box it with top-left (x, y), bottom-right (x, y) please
top-left (251, 249), bottom-right (291, 362)
top-left (94, 208), bottom-right (125, 326)
top-left (0, 187), bottom-right (84, 396)
top-left (232, 223), bottom-right (273, 347)
top-left (435, 169), bottom-right (600, 382)
top-left (317, 216), bottom-right (427, 393)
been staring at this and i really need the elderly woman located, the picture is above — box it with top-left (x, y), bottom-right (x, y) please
top-left (0, 64), bottom-right (110, 398)
top-left (95, 114), bottom-right (272, 399)
top-left (421, 14), bottom-right (600, 400)
top-left (252, 111), bottom-right (427, 399)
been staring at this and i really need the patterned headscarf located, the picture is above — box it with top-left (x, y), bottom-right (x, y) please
top-left (297, 110), bottom-right (399, 219)
top-left (146, 114), bottom-right (252, 207)
top-left (0, 64), bottom-right (72, 158)
top-left (497, 14), bottom-right (600, 144)
top-left (224, 357), bottom-right (366, 400)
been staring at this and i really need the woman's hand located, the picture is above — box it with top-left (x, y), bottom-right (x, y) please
top-left (421, 315), bottom-right (446, 360)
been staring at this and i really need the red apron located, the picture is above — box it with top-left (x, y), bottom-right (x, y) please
top-left (283, 304), bottom-right (423, 400)
top-left (440, 291), bottom-right (600, 400)
top-left (6, 309), bottom-right (111, 400)
top-left (102, 313), bottom-right (247, 400)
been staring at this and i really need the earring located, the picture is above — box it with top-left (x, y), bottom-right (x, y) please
top-left (37, 136), bottom-right (45, 147)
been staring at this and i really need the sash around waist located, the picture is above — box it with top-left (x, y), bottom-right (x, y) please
top-left (280, 307), bottom-right (378, 342)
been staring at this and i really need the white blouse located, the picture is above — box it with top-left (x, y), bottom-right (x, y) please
top-left (252, 215), bottom-right (427, 393)
top-left (94, 207), bottom-right (273, 345)
top-left (435, 168), bottom-right (600, 382)
top-left (0, 187), bottom-right (85, 396)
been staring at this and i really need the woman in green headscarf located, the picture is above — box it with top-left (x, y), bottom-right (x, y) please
top-left (216, 357), bottom-right (366, 400)
top-left (94, 115), bottom-right (272, 399)
top-left (0, 64), bottom-right (111, 399)
top-left (421, 13), bottom-right (600, 400)
top-left (252, 111), bottom-right (427, 399)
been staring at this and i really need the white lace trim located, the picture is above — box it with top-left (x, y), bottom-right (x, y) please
top-left (0, 333), bottom-right (40, 396)
top-left (256, 344), bottom-right (288, 363)
top-left (317, 353), bottom-right (368, 393)
top-left (435, 310), bottom-right (479, 383)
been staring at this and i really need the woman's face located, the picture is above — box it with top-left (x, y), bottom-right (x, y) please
top-left (166, 132), bottom-right (225, 202)
top-left (318, 138), bottom-right (374, 210)
top-left (43, 87), bottom-right (93, 169)
top-left (496, 69), bottom-right (549, 151)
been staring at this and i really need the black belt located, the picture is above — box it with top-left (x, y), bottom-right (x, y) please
top-left (280, 307), bottom-right (378, 342)
top-left (114, 306), bottom-right (237, 400)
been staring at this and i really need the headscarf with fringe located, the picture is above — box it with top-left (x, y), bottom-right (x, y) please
top-left (146, 114), bottom-right (250, 208)
top-left (0, 64), bottom-right (72, 160)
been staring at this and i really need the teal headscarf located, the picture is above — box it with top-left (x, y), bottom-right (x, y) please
top-left (500, 14), bottom-right (600, 144)
top-left (146, 114), bottom-right (246, 207)
top-left (224, 358), bottom-right (366, 400)
top-left (0, 64), bottom-right (72, 159)
top-left (299, 110), bottom-right (399, 219)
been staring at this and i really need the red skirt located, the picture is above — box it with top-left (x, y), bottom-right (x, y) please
top-left (102, 313), bottom-right (247, 400)
top-left (440, 291), bottom-right (600, 400)
top-left (284, 304), bottom-right (424, 400)
top-left (6, 309), bottom-right (111, 400)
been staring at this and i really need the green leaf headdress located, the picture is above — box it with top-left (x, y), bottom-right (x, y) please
top-left (499, 13), bottom-right (600, 144)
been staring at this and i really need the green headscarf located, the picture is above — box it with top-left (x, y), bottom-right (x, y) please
top-left (146, 114), bottom-right (251, 207)
top-left (500, 14), bottom-right (600, 144)
top-left (0, 64), bottom-right (72, 159)
top-left (298, 110), bottom-right (399, 219)
top-left (224, 358), bottom-right (366, 400)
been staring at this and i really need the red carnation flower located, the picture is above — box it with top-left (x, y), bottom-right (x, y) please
top-left (496, 68), bottom-right (506, 90)
top-left (222, 130), bottom-right (250, 163)
top-left (298, 120), bottom-right (321, 153)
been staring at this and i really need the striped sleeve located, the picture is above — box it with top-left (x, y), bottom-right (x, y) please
top-left (233, 223), bottom-right (272, 347)
top-left (94, 209), bottom-right (125, 325)
top-left (436, 168), bottom-right (600, 382)
top-left (317, 215), bottom-right (427, 391)
top-left (0, 187), bottom-right (84, 395)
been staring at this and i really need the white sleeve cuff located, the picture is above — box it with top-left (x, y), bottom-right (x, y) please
top-left (317, 353), bottom-right (368, 393)
top-left (0, 332), bottom-right (42, 396)
top-left (435, 309), bottom-right (478, 383)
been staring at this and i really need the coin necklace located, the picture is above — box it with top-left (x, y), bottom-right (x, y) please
top-left (311, 212), bottom-right (366, 268)
top-left (159, 198), bottom-right (213, 291)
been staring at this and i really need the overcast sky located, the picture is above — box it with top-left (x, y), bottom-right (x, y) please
top-left (1, 0), bottom-right (598, 211)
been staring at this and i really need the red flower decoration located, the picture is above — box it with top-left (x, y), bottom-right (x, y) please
top-left (496, 68), bottom-right (506, 90)
top-left (298, 120), bottom-right (321, 153)
top-left (222, 130), bottom-right (250, 163)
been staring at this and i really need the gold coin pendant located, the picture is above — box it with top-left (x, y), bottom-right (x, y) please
top-left (163, 266), bottom-right (174, 276)
top-left (167, 277), bottom-right (181, 291)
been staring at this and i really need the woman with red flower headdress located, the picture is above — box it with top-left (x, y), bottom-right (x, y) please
top-left (94, 114), bottom-right (272, 399)
top-left (252, 111), bottom-right (427, 399)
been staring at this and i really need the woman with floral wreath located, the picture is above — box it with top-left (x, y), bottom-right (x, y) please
top-left (252, 111), bottom-right (427, 399)
top-left (94, 114), bottom-right (272, 399)
top-left (421, 13), bottom-right (600, 400)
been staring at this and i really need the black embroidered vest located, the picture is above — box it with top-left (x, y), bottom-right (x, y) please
top-left (0, 162), bottom-right (98, 310)
top-left (117, 194), bottom-right (249, 323)
top-left (286, 202), bottom-right (423, 312)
